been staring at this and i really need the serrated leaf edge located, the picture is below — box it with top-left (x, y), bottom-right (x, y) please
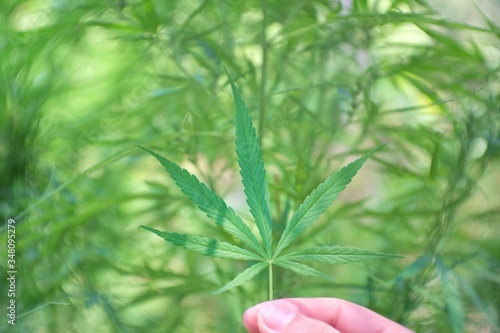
top-left (274, 146), bottom-right (385, 256)
top-left (140, 225), bottom-right (263, 261)
top-left (273, 259), bottom-right (337, 282)
top-left (213, 262), bottom-right (268, 294)
top-left (228, 74), bottom-right (273, 257)
top-left (138, 146), bottom-right (265, 257)
top-left (280, 245), bottom-right (403, 264)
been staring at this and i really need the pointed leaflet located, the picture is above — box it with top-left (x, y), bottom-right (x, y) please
top-left (273, 259), bottom-right (336, 282)
top-left (213, 262), bottom-right (268, 294)
top-left (279, 246), bottom-right (402, 264)
top-left (228, 75), bottom-right (273, 256)
top-left (140, 226), bottom-right (262, 261)
top-left (138, 146), bottom-right (265, 257)
top-left (275, 146), bottom-right (385, 256)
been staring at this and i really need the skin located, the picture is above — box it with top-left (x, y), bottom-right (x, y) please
top-left (243, 298), bottom-right (415, 333)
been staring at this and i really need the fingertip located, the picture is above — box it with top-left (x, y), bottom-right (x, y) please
top-left (244, 299), bottom-right (339, 333)
top-left (257, 302), bottom-right (296, 332)
top-left (243, 300), bottom-right (296, 333)
top-left (243, 298), bottom-right (412, 333)
top-left (243, 305), bottom-right (260, 333)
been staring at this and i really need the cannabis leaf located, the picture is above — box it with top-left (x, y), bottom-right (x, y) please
top-left (232, 77), bottom-right (273, 257)
top-left (139, 73), bottom-right (401, 299)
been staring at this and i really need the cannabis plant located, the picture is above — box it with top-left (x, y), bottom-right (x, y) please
top-left (139, 74), bottom-right (399, 299)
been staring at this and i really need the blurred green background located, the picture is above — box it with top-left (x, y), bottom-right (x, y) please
top-left (1, 0), bottom-right (499, 332)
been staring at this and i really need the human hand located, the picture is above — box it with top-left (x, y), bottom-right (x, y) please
top-left (243, 298), bottom-right (414, 333)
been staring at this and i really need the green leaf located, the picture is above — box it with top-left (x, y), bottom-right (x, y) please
top-left (227, 73), bottom-right (273, 256)
top-left (274, 146), bottom-right (385, 256)
top-left (140, 225), bottom-right (263, 261)
top-left (394, 254), bottom-right (433, 283)
top-left (213, 262), bottom-right (268, 294)
top-left (458, 275), bottom-right (500, 329)
top-left (436, 258), bottom-right (464, 333)
top-left (280, 246), bottom-right (403, 264)
top-left (273, 259), bottom-right (336, 282)
top-left (138, 146), bottom-right (265, 257)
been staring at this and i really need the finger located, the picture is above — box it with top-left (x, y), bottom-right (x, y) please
top-left (244, 300), bottom-right (298, 333)
top-left (281, 298), bottom-right (414, 333)
top-left (256, 301), bottom-right (341, 333)
top-left (243, 298), bottom-right (414, 333)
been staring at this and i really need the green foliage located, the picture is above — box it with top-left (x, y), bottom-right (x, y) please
top-left (139, 78), bottom-right (397, 297)
top-left (1, 0), bottom-right (499, 332)
top-left (231, 76), bottom-right (274, 256)
top-left (138, 146), bottom-right (264, 256)
top-left (274, 145), bottom-right (384, 256)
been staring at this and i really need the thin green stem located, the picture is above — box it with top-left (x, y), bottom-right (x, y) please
top-left (268, 263), bottom-right (274, 300)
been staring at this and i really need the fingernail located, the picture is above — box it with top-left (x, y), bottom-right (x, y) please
top-left (258, 302), bottom-right (296, 332)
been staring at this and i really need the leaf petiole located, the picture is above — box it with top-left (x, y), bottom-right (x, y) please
top-left (268, 263), bottom-right (273, 300)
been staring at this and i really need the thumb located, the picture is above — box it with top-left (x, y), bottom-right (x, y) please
top-left (254, 301), bottom-right (340, 333)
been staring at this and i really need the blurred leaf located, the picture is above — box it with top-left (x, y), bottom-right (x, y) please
top-left (436, 258), bottom-right (464, 333)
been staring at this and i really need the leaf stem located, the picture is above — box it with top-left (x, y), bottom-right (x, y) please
top-left (268, 263), bottom-right (274, 300)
